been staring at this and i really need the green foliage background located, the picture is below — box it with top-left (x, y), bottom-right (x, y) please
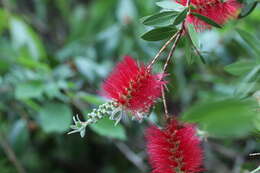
top-left (0, 0), bottom-right (259, 172)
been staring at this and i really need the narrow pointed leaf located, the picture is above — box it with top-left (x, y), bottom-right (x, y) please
top-left (224, 60), bottom-right (257, 76)
top-left (173, 8), bottom-right (188, 25)
top-left (142, 11), bottom-right (179, 26)
top-left (187, 24), bottom-right (206, 64)
top-left (141, 26), bottom-right (177, 41)
top-left (187, 24), bottom-right (199, 48)
top-left (184, 36), bottom-right (193, 65)
top-left (156, 1), bottom-right (185, 11)
top-left (236, 29), bottom-right (260, 56)
top-left (191, 12), bottom-right (222, 28)
top-left (239, 1), bottom-right (258, 19)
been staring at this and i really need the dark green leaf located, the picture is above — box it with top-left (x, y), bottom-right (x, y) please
top-left (194, 47), bottom-right (206, 64)
top-left (173, 8), bottom-right (188, 25)
top-left (9, 119), bottom-right (29, 153)
top-left (182, 98), bottom-right (256, 138)
top-left (239, 1), bottom-right (258, 19)
top-left (187, 24), bottom-right (199, 48)
top-left (39, 102), bottom-right (72, 133)
top-left (187, 24), bottom-right (206, 64)
top-left (142, 11), bottom-right (179, 26)
top-left (141, 26), bottom-right (177, 41)
top-left (191, 12), bottom-right (222, 28)
top-left (184, 36), bottom-right (194, 65)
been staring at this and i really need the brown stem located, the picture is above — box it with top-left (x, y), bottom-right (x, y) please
top-left (0, 132), bottom-right (26, 173)
top-left (162, 30), bottom-right (183, 73)
top-left (186, 0), bottom-right (192, 7)
top-left (161, 86), bottom-right (169, 120)
top-left (163, 0), bottom-right (191, 72)
top-left (148, 0), bottom-right (191, 68)
top-left (161, 28), bottom-right (184, 121)
top-left (150, 0), bottom-right (192, 121)
top-left (160, 0), bottom-right (192, 120)
top-left (147, 32), bottom-right (179, 68)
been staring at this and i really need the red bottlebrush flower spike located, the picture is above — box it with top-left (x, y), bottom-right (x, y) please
top-left (102, 56), bottom-right (165, 119)
top-left (175, 0), bottom-right (241, 30)
top-left (146, 119), bottom-right (203, 173)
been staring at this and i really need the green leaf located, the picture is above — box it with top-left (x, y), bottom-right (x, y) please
top-left (141, 26), bottom-right (177, 41)
top-left (156, 1), bottom-right (185, 11)
top-left (17, 47), bottom-right (50, 71)
top-left (253, 91), bottom-right (260, 131)
top-left (191, 12), bottom-right (222, 28)
top-left (173, 7), bottom-right (188, 25)
top-left (182, 98), bottom-right (255, 138)
top-left (184, 36), bottom-right (194, 65)
top-left (0, 9), bottom-right (9, 34)
top-left (187, 24), bottom-right (206, 64)
top-left (9, 17), bottom-right (46, 60)
top-left (224, 60), bottom-right (257, 76)
top-left (9, 119), bottom-right (29, 153)
top-left (142, 11), bottom-right (179, 26)
top-left (15, 81), bottom-right (45, 99)
top-left (39, 102), bottom-right (72, 133)
top-left (239, 1), bottom-right (258, 19)
top-left (0, 58), bottom-right (10, 74)
top-left (234, 65), bottom-right (260, 98)
top-left (236, 29), bottom-right (260, 56)
top-left (187, 24), bottom-right (199, 48)
top-left (195, 49), bottom-right (206, 64)
top-left (90, 117), bottom-right (126, 140)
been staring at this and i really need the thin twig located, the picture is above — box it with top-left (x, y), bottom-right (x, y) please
top-left (250, 166), bottom-right (260, 173)
top-left (147, 32), bottom-right (179, 68)
top-left (162, 30), bottom-right (183, 73)
top-left (114, 141), bottom-right (147, 172)
top-left (186, 0), bottom-right (192, 7)
top-left (160, 30), bottom-right (183, 120)
top-left (160, 28), bottom-right (184, 120)
top-left (209, 142), bottom-right (237, 159)
top-left (161, 86), bottom-right (169, 120)
top-left (249, 153), bottom-right (260, 156)
top-left (0, 132), bottom-right (26, 173)
top-left (160, 0), bottom-right (191, 120)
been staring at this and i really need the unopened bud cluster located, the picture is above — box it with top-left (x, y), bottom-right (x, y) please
top-left (69, 101), bottom-right (118, 137)
top-left (88, 101), bottom-right (117, 123)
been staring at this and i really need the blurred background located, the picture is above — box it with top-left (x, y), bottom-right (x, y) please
top-left (0, 0), bottom-right (260, 172)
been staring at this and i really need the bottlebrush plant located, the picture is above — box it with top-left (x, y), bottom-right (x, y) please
top-left (68, 0), bottom-right (260, 172)
top-left (146, 119), bottom-right (203, 173)
top-left (1, 0), bottom-right (260, 173)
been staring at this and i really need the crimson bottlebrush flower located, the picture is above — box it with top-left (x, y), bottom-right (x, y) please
top-left (102, 56), bottom-right (165, 119)
top-left (146, 119), bottom-right (203, 173)
top-left (175, 0), bottom-right (241, 30)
